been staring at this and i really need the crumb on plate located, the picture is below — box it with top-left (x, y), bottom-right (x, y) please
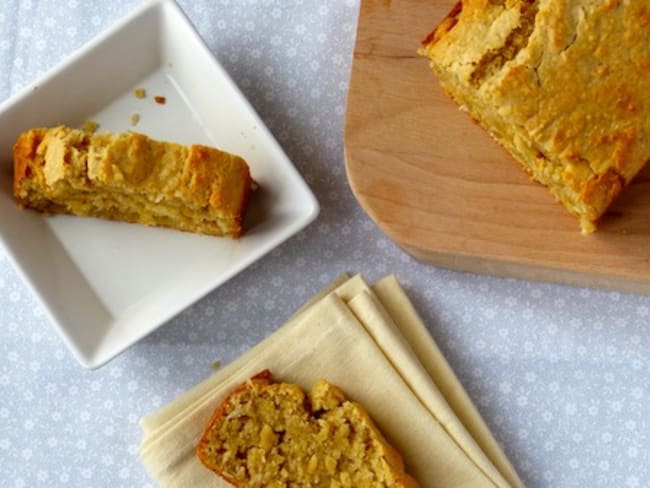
top-left (82, 120), bottom-right (99, 133)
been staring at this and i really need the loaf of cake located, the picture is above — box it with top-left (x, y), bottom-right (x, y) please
top-left (419, 0), bottom-right (650, 233)
top-left (196, 370), bottom-right (420, 488)
top-left (13, 126), bottom-right (254, 238)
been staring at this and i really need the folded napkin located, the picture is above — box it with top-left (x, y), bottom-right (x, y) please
top-left (139, 274), bottom-right (525, 488)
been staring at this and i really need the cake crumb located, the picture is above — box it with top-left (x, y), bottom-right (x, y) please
top-left (134, 88), bottom-right (146, 99)
top-left (154, 96), bottom-right (167, 105)
top-left (210, 360), bottom-right (221, 370)
top-left (82, 120), bottom-right (99, 133)
top-left (130, 113), bottom-right (140, 126)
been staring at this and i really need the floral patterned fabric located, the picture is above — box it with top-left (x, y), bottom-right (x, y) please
top-left (1, 1), bottom-right (649, 487)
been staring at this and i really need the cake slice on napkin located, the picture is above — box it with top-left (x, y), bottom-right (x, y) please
top-left (197, 369), bottom-right (420, 488)
top-left (139, 274), bottom-right (524, 488)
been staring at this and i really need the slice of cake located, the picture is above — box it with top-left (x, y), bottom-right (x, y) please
top-left (196, 370), bottom-right (420, 488)
top-left (419, 0), bottom-right (650, 232)
top-left (13, 126), bottom-right (254, 238)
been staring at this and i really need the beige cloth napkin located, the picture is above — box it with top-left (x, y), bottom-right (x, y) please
top-left (139, 274), bottom-right (525, 488)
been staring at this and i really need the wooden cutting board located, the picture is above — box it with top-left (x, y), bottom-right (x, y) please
top-left (345, 0), bottom-right (650, 295)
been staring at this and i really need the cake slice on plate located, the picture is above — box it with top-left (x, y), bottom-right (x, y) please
top-left (13, 125), bottom-right (254, 238)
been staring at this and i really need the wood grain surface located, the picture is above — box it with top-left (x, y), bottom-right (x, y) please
top-left (344, 0), bottom-right (650, 294)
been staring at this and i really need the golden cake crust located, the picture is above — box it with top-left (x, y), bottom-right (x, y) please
top-left (13, 126), bottom-right (254, 238)
top-left (420, 0), bottom-right (650, 232)
top-left (196, 370), bottom-right (420, 488)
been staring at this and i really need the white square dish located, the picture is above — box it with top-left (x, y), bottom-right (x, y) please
top-left (0, 0), bottom-right (319, 369)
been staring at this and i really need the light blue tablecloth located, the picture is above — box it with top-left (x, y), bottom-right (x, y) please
top-left (1, 1), bottom-right (649, 487)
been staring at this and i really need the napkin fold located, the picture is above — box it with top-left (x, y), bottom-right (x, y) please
top-left (139, 274), bottom-right (525, 488)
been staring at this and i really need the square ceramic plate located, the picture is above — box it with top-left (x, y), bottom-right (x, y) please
top-left (0, 0), bottom-right (319, 369)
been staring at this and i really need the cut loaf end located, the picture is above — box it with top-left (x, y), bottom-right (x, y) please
top-left (419, 0), bottom-right (650, 233)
